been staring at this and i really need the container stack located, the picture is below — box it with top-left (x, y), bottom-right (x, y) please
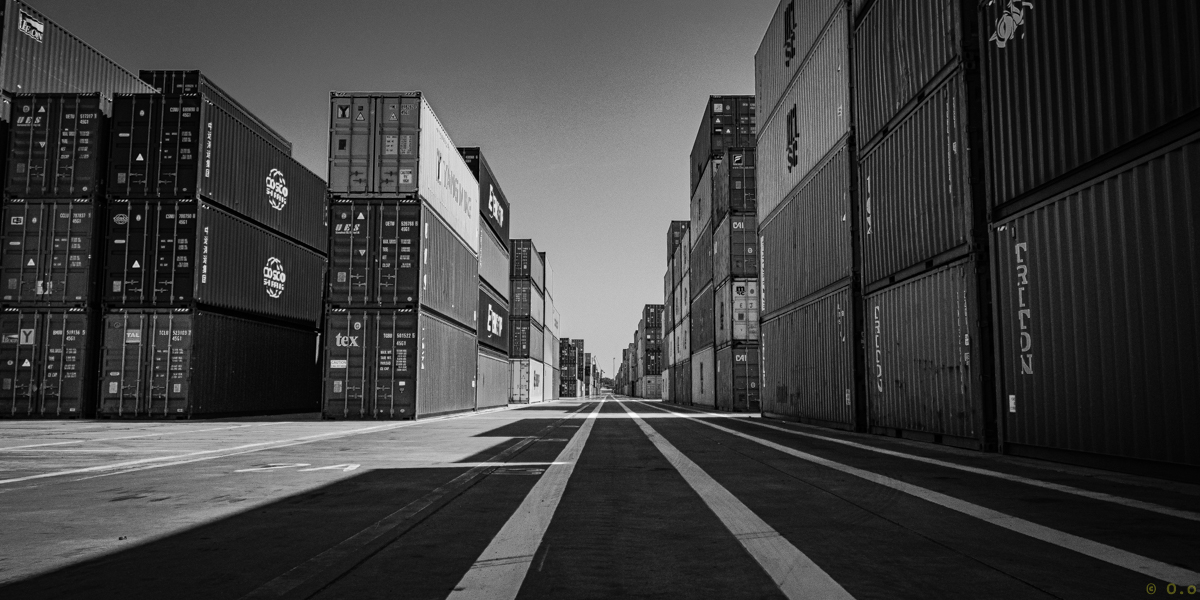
top-left (635, 305), bottom-right (664, 398)
top-left (0, 4), bottom-right (159, 419)
top-left (756, 0), bottom-right (863, 430)
top-left (583, 352), bottom-right (595, 396)
top-left (558, 338), bottom-right (578, 397)
top-left (99, 72), bottom-right (327, 418)
top-left (573, 339), bottom-right (585, 396)
top-left (459, 148), bottom-right (510, 411)
top-left (323, 92), bottom-right (479, 420)
top-left (540, 252), bottom-right (561, 401)
top-left (666, 221), bottom-right (691, 405)
top-left (509, 239), bottom-right (545, 403)
top-left (688, 96), bottom-right (755, 409)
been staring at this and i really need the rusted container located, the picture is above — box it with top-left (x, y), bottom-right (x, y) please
top-left (761, 285), bottom-right (856, 429)
top-left (992, 136), bottom-right (1200, 471)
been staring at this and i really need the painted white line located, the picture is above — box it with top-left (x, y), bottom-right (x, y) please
top-left (665, 404), bottom-right (1200, 523)
top-left (0, 409), bottom-right (515, 486)
top-left (619, 401), bottom-right (852, 599)
top-left (638, 402), bottom-right (1200, 585)
top-left (447, 402), bottom-right (602, 600)
top-left (0, 422), bottom-right (284, 452)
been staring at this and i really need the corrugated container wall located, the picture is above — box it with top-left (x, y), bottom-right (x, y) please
top-left (104, 201), bottom-right (326, 324)
top-left (540, 252), bottom-right (553, 300)
top-left (859, 71), bottom-right (973, 285)
top-left (139, 70), bottom-right (291, 154)
top-left (478, 286), bottom-right (508, 354)
top-left (757, 7), bottom-right (850, 223)
top-left (761, 286), bottom-right (855, 428)
top-left (866, 259), bottom-right (985, 448)
top-left (689, 96), bottom-right (755, 195)
top-left (0, 1), bottom-right (156, 98)
top-left (510, 358), bottom-right (545, 404)
top-left (691, 347), bottom-right (715, 407)
top-left (477, 349), bottom-right (509, 410)
top-left (715, 279), bottom-right (760, 349)
top-left (690, 284), bottom-right (714, 352)
top-left (478, 226), bottom-right (510, 300)
top-left (980, 0), bottom-right (1200, 209)
top-left (2, 199), bottom-right (100, 306)
top-left (103, 310), bottom-right (318, 418)
top-left (675, 359), bottom-right (692, 405)
top-left (415, 313), bottom-right (478, 417)
top-left (108, 95), bottom-right (327, 250)
top-left (419, 205), bottom-right (478, 329)
top-left (0, 308), bottom-right (97, 417)
top-left (713, 214), bottom-right (758, 285)
top-left (6, 94), bottom-right (107, 198)
top-left (510, 279), bottom-right (544, 326)
top-left (458, 147), bottom-right (510, 246)
top-left (509, 239), bottom-right (544, 291)
top-left (689, 223), bottom-right (713, 294)
top-left (755, 0), bottom-right (844, 125)
top-left (667, 220), bottom-right (688, 259)
top-left (691, 158), bottom-right (715, 234)
top-left (712, 148), bottom-right (758, 225)
top-left (510, 318), bottom-right (543, 361)
top-left (716, 346), bottom-right (760, 413)
top-left (760, 143), bottom-right (851, 316)
top-left (992, 137), bottom-right (1200, 468)
top-left (322, 310), bottom-right (415, 419)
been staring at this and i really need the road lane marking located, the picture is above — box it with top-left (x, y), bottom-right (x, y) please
top-left (663, 404), bottom-right (1200, 523)
top-left (447, 402), bottom-right (603, 600)
top-left (638, 402), bottom-right (1200, 586)
top-left (619, 401), bottom-right (853, 600)
top-left (0, 407), bottom-right (544, 486)
top-left (0, 422), bottom-right (283, 452)
top-left (240, 403), bottom-right (596, 600)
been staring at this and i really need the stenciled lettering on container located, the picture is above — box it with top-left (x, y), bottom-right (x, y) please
top-left (873, 305), bottom-right (883, 392)
top-left (488, 185), bottom-right (505, 226)
top-left (435, 149), bottom-right (472, 216)
top-left (204, 122), bottom-right (213, 180)
top-left (266, 169), bottom-right (288, 210)
top-left (1014, 241), bottom-right (1032, 374)
top-left (990, 0), bottom-right (1033, 48)
top-left (262, 257), bottom-right (286, 299)
top-left (782, 0), bottom-right (797, 67)
top-left (487, 303), bottom-right (504, 338)
top-left (18, 10), bottom-right (44, 42)
top-left (786, 105), bottom-right (799, 173)
top-left (335, 332), bottom-right (359, 347)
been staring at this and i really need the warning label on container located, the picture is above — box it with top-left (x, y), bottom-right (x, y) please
top-left (330, 360), bottom-right (347, 369)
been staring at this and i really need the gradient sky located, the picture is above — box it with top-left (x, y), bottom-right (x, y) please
top-left (37, 0), bottom-right (778, 377)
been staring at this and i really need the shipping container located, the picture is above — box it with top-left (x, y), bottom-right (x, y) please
top-left (478, 224), bottom-right (509, 300)
top-left (690, 96), bottom-right (755, 196)
top-left (860, 70), bottom-right (974, 286)
top-left (0, 308), bottom-right (96, 417)
top-left (980, 0), bottom-right (1200, 210)
top-left (104, 200), bottom-right (325, 324)
top-left (755, 0), bottom-right (844, 126)
top-left (689, 223), bottom-right (713, 293)
top-left (109, 95), bottom-right (328, 251)
top-left (511, 358), bottom-right (545, 404)
top-left (327, 201), bottom-right (476, 326)
top-left (691, 347), bottom-right (715, 407)
top-left (712, 148), bottom-right (758, 225)
top-left (640, 375), bottom-right (662, 399)
top-left (681, 276), bottom-right (691, 320)
top-left (690, 283), bottom-right (714, 352)
top-left (0, 1), bottom-right (156, 98)
top-left (102, 309), bottom-right (319, 418)
top-left (691, 157), bottom-right (716, 235)
top-left (545, 294), bottom-right (560, 337)
top-left (866, 258), bottom-right (987, 449)
top-left (6, 93), bottom-right (107, 198)
top-left (761, 285), bottom-right (856, 428)
top-left (712, 214), bottom-right (757, 286)
top-left (715, 279), bottom-right (760, 349)
top-left (544, 331), bottom-right (558, 370)
top-left (667, 220), bottom-right (688, 259)
top-left (853, 0), bottom-right (967, 148)
top-left (661, 369), bottom-right (670, 402)
top-left (139, 70), bottom-right (292, 155)
top-left (757, 7), bottom-right (850, 223)
top-left (716, 345), bottom-right (760, 413)
top-left (759, 142), bottom-right (851, 317)
top-left (477, 347), bottom-right (509, 410)
top-left (539, 252), bottom-right (553, 300)
top-left (510, 317), bottom-right (543, 361)
top-left (550, 366), bottom-right (560, 400)
top-left (2, 199), bottom-right (100, 306)
top-left (992, 136), bottom-right (1200, 470)
top-left (478, 285), bottom-right (508, 355)
top-left (328, 92), bottom-right (480, 253)
top-left (458, 147), bottom-right (510, 247)
top-left (510, 279), bottom-right (545, 326)
top-left (679, 225), bottom-right (691, 276)
top-left (675, 358), bottom-right (692, 405)
top-left (509, 239), bottom-right (544, 291)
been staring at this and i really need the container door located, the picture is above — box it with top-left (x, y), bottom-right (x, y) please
top-left (328, 203), bottom-right (373, 305)
top-left (374, 313), bottom-right (417, 418)
top-left (109, 95), bottom-right (160, 197)
top-left (100, 312), bottom-right (148, 416)
top-left (324, 311), bottom-right (371, 418)
top-left (1, 202), bottom-right (46, 304)
top-left (375, 204), bottom-right (420, 305)
top-left (328, 95), bottom-right (373, 194)
top-left (146, 312), bottom-right (192, 417)
top-left (373, 96), bottom-right (419, 195)
top-left (155, 96), bottom-right (202, 197)
top-left (39, 312), bottom-right (92, 417)
top-left (47, 202), bottom-right (96, 305)
top-left (0, 312), bottom-right (42, 416)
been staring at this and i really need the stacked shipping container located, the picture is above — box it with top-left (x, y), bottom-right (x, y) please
top-left (323, 92), bottom-right (478, 419)
top-left (509, 239), bottom-right (544, 403)
top-left (664, 220), bottom-right (690, 404)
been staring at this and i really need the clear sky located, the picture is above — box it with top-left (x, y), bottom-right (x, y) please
top-left (37, 0), bottom-right (778, 377)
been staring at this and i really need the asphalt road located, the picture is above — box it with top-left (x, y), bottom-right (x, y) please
top-left (0, 396), bottom-right (1196, 599)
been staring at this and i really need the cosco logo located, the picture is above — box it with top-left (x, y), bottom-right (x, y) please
top-left (266, 169), bottom-right (289, 211)
top-left (783, 0), bottom-right (797, 67)
top-left (263, 257), bottom-right (286, 298)
top-left (785, 105), bottom-right (799, 173)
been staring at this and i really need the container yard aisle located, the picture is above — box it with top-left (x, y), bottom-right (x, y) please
top-left (1, 398), bottom-right (1197, 599)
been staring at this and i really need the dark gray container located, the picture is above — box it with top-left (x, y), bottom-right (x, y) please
top-left (690, 282), bottom-right (715, 352)
top-left (689, 222), bottom-right (713, 294)
top-left (689, 96), bottom-right (755, 196)
top-left (477, 347), bottom-right (509, 410)
top-left (478, 284), bottom-right (508, 355)
top-left (0, 307), bottom-right (97, 418)
top-left (667, 220), bottom-right (688, 260)
top-left (103, 200), bottom-right (325, 324)
top-left (755, 0), bottom-right (844, 128)
top-left (716, 345), bottom-right (760, 413)
top-left (0, 1), bottom-right (155, 98)
top-left (712, 147), bottom-right (757, 226)
top-left (509, 239), bottom-right (544, 291)
top-left (1, 199), bottom-right (100, 306)
top-left (99, 309), bottom-right (320, 418)
top-left (992, 135), bottom-right (1200, 471)
top-left (138, 70), bottom-right (292, 155)
top-left (108, 95), bottom-right (327, 250)
top-left (510, 317), bottom-right (543, 361)
top-left (712, 214), bottom-right (757, 286)
top-left (458, 147), bottom-right (510, 247)
top-left (6, 93), bottom-right (107, 198)
top-left (510, 279), bottom-right (544, 327)
top-left (479, 225), bottom-right (510, 301)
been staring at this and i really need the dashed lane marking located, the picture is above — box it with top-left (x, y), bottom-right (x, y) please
top-left (637, 401), bottom-right (1200, 586)
top-left (619, 401), bottom-right (853, 600)
top-left (446, 402), bottom-right (603, 600)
